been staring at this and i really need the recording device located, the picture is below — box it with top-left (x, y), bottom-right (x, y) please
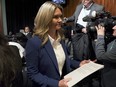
top-left (83, 11), bottom-right (116, 42)
top-left (62, 17), bottom-right (68, 23)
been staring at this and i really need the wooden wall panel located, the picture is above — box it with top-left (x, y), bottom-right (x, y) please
top-left (94, 0), bottom-right (116, 16)
top-left (64, 0), bottom-right (116, 17)
top-left (64, 0), bottom-right (81, 17)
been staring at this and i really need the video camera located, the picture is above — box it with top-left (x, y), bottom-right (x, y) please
top-left (83, 11), bottom-right (116, 42)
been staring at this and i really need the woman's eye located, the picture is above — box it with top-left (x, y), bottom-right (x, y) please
top-left (53, 15), bottom-right (63, 19)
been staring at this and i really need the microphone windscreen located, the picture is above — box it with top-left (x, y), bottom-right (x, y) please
top-left (91, 11), bottom-right (97, 17)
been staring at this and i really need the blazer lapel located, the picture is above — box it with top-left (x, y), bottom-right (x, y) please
top-left (89, 3), bottom-right (96, 15)
top-left (75, 4), bottom-right (83, 22)
top-left (44, 40), bottom-right (60, 74)
top-left (60, 41), bottom-right (71, 73)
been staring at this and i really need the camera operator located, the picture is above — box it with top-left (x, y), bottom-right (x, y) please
top-left (64, 0), bottom-right (104, 61)
top-left (95, 24), bottom-right (116, 87)
top-left (63, 1), bottom-right (104, 87)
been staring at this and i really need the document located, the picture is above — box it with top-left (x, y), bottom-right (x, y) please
top-left (64, 61), bottom-right (104, 87)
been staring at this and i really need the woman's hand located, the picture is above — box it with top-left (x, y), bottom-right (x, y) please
top-left (59, 78), bottom-right (71, 87)
top-left (79, 60), bottom-right (90, 67)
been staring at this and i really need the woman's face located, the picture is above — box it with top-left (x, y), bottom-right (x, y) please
top-left (50, 8), bottom-right (63, 31)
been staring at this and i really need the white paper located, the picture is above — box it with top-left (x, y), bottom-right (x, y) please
top-left (64, 61), bottom-right (104, 87)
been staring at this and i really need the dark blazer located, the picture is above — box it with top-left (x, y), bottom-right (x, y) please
top-left (71, 33), bottom-right (92, 61)
top-left (96, 36), bottom-right (116, 87)
top-left (26, 32), bottom-right (32, 39)
top-left (25, 36), bottom-right (80, 87)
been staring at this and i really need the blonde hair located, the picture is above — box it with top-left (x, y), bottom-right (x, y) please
top-left (34, 1), bottom-right (64, 45)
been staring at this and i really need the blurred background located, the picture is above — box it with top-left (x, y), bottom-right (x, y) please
top-left (0, 0), bottom-right (116, 35)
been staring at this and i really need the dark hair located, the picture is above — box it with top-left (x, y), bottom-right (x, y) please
top-left (0, 33), bottom-right (22, 87)
top-left (0, 33), bottom-right (8, 46)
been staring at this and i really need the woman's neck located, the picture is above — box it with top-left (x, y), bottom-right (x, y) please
top-left (48, 30), bottom-right (58, 40)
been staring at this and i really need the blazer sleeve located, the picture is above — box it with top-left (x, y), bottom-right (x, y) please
top-left (25, 38), bottom-right (59, 87)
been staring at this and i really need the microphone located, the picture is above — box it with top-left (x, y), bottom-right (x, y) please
top-left (83, 15), bottom-right (92, 22)
top-left (62, 17), bottom-right (68, 23)
top-left (83, 11), bottom-right (102, 22)
top-left (83, 11), bottom-right (97, 22)
top-left (91, 11), bottom-right (97, 17)
top-left (91, 10), bottom-right (109, 18)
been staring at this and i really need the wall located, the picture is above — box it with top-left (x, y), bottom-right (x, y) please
top-left (63, 0), bottom-right (116, 17)
top-left (94, 0), bottom-right (116, 16)
top-left (4, 0), bottom-right (116, 34)
top-left (5, 0), bottom-right (47, 34)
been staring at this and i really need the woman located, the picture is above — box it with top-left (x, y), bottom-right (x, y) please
top-left (25, 1), bottom-right (89, 87)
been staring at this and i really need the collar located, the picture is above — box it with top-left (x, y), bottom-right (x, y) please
top-left (48, 34), bottom-right (61, 47)
top-left (83, 2), bottom-right (93, 10)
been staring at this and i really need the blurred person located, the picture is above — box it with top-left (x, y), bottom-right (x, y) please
top-left (64, 0), bottom-right (104, 60)
top-left (64, 0), bottom-right (104, 87)
top-left (23, 26), bottom-right (32, 39)
top-left (25, 1), bottom-right (90, 87)
top-left (19, 29), bottom-right (25, 34)
top-left (95, 24), bottom-right (116, 87)
top-left (0, 33), bottom-right (23, 87)
top-left (15, 32), bottom-right (28, 48)
top-left (7, 32), bottom-right (28, 66)
top-left (6, 32), bottom-right (28, 67)
top-left (8, 41), bottom-right (25, 58)
top-left (65, 0), bottom-right (104, 34)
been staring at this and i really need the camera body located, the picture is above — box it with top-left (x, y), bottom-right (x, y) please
top-left (83, 11), bottom-right (116, 42)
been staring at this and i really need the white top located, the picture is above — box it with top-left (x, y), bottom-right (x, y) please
top-left (77, 6), bottom-right (91, 27)
top-left (8, 41), bottom-right (25, 58)
top-left (48, 35), bottom-right (65, 76)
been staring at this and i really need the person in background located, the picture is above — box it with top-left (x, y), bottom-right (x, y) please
top-left (23, 26), bottom-right (32, 39)
top-left (15, 32), bottom-right (28, 48)
top-left (65, 0), bottom-right (104, 33)
top-left (25, 1), bottom-right (90, 87)
top-left (8, 41), bottom-right (25, 58)
top-left (95, 24), bottom-right (116, 87)
top-left (0, 33), bottom-right (23, 87)
top-left (64, 0), bottom-right (104, 60)
top-left (63, 0), bottom-right (104, 87)
top-left (19, 29), bottom-right (25, 34)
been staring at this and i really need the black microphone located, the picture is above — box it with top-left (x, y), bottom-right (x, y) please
top-left (83, 11), bottom-right (98, 22)
top-left (83, 15), bottom-right (93, 22)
